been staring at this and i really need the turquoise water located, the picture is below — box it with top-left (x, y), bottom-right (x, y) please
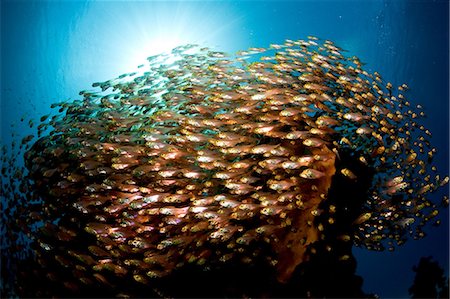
top-left (1, 1), bottom-right (448, 297)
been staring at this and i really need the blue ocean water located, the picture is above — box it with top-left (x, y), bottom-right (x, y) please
top-left (1, 1), bottom-right (448, 298)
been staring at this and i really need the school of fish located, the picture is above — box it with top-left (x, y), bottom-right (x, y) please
top-left (1, 36), bottom-right (448, 297)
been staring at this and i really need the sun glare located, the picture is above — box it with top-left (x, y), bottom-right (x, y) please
top-left (128, 35), bottom-right (186, 68)
top-left (144, 37), bottom-right (183, 55)
top-left (66, 1), bottom-right (243, 82)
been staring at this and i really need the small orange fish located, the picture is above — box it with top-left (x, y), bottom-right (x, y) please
top-left (300, 168), bottom-right (325, 179)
